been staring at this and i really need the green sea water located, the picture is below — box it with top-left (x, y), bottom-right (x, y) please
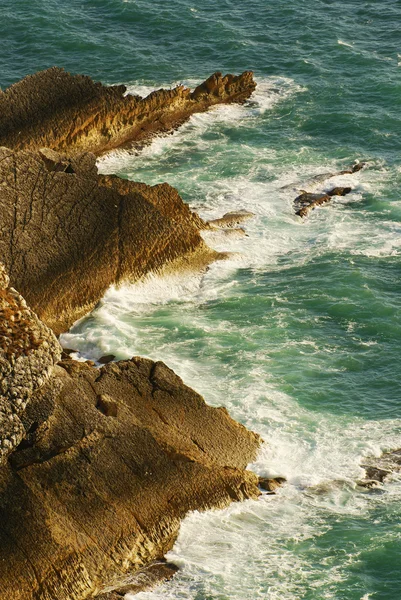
top-left (2, 1), bottom-right (401, 598)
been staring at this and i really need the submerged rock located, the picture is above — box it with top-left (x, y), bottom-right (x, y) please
top-left (96, 560), bottom-right (179, 599)
top-left (281, 161), bottom-right (366, 192)
top-left (360, 449), bottom-right (401, 485)
top-left (0, 68), bottom-right (256, 156)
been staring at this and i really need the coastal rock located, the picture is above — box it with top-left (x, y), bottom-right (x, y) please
top-left (0, 356), bottom-right (261, 600)
top-left (208, 210), bottom-right (255, 229)
top-left (0, 263), bottom-right (60, 465)
top-left (294, 186), bottom-right (352, 218)
top-left (258, 476), bottom-right (286, 493)
top-left (0, 147), bottom-right (216, 334)
top-left (360, 449), bottom-right (401, 485)
top-left (281, 161), bottom-right (366, 192)
top-left (95, 560), bottom-right (179, 598)
top-left (0, 68), bottom-right (256, 156)
top-left (98, 354), bottom-right (116, 365)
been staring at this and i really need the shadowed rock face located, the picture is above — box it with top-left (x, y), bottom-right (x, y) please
top-left (0, 355), bottom-right (261, 600)
top-left (0, 147), bottom-right (216, 334)
top-left (0, 68), bottom-right (256, 156)
top-left (0, 264), bottom-right (60, 465)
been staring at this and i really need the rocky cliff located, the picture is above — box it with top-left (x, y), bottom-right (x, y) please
top-left (0, 68), bottom-right (256, 156)
top-left (0, 292), bottom-right (261, 599)
top-left (0, 147), bottom-right (216, 334)
top-left (0, 69), bottom-right (263, 600)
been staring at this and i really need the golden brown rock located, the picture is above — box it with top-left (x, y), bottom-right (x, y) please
top-left (0, 356), bottom-right (261, 600)
top-left (0, 68), bottom-right (256, 156)
top-left (0, 148), bottom-right (216, 334)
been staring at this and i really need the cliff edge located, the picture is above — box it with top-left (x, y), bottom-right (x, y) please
top-left (0, 271), bottom-right (261, 599)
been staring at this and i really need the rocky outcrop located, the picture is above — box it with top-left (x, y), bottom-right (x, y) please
top-left (0, 264), bottom-right (60, 465)
top-left (0, 147), bottom-right (216, 334)
top-left (0, 68), bottom-right (263, 599)
top-left (208, 209), bottom-right (255, 229)
top-left (359, 449), bottom-right (401, 487)
top-left (294, 186), bottom-right (352, 218)
top-left (0, 353), bottom-right (261, 600)
top-left (0, 68), bottom-right (256, 156)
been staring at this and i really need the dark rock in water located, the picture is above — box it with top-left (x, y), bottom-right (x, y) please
top-left (294, 186), bottom-right (352, 218)
top-left (98, 354), bottom-right (116, 365)
top-left (61, 348), bottom-right (77, 356)
top-left (363, 466), bottom-right (391, 483)
top-left (258, 476), bottom-right (286, 493)
top-left (327, 186), bottom-right (352, 197)
top-left (0, 68), bottom-right (256, 156)
top-left (356, 479), bottom-right (383, 489)
top-left (96, 560), bottom-right (179, 598)
top-left (0, 147), bottom-right (216, 334)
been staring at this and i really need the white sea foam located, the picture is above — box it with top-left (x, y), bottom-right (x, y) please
top-left (337, 39), bottom-right (354, 49)
top-left (97, 75), bottom-right (305, 176)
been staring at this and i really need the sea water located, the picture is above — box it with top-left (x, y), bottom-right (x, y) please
top-left (2, 1), bottom-right (401, 598)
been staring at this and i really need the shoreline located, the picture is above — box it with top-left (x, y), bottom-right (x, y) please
top-left (0, 69), bottom-right (270, 600)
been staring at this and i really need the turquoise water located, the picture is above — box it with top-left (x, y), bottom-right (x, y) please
top-left (3, 1), bottom-right (401, 598)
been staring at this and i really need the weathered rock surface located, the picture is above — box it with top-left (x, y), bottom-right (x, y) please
top-left (0, 264), bottom-right (60, 465)
top-left (0, 68), bottom-right (256, 156)
top-left (0, 68), bottom-right (263, 600)
top-left (0, 355), bottom-right (261, 600)
top-left (0, 147), bottom-right (216, 334)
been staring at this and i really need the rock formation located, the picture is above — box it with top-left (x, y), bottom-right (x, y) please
top-left (0, 68), bottom-right (256, 156)
top-left (0, 147), bottom-right (216, 334)
top-left (359, 449), bottom-right (401, 487)
top-left (0, 69), bottom-right (265, 600)
top-left (294, 186), bottom-right (352, 218)
top-left (208, 209), bottom-right (255, 229)
top-left (0, 342), bottom-right (261, 599)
